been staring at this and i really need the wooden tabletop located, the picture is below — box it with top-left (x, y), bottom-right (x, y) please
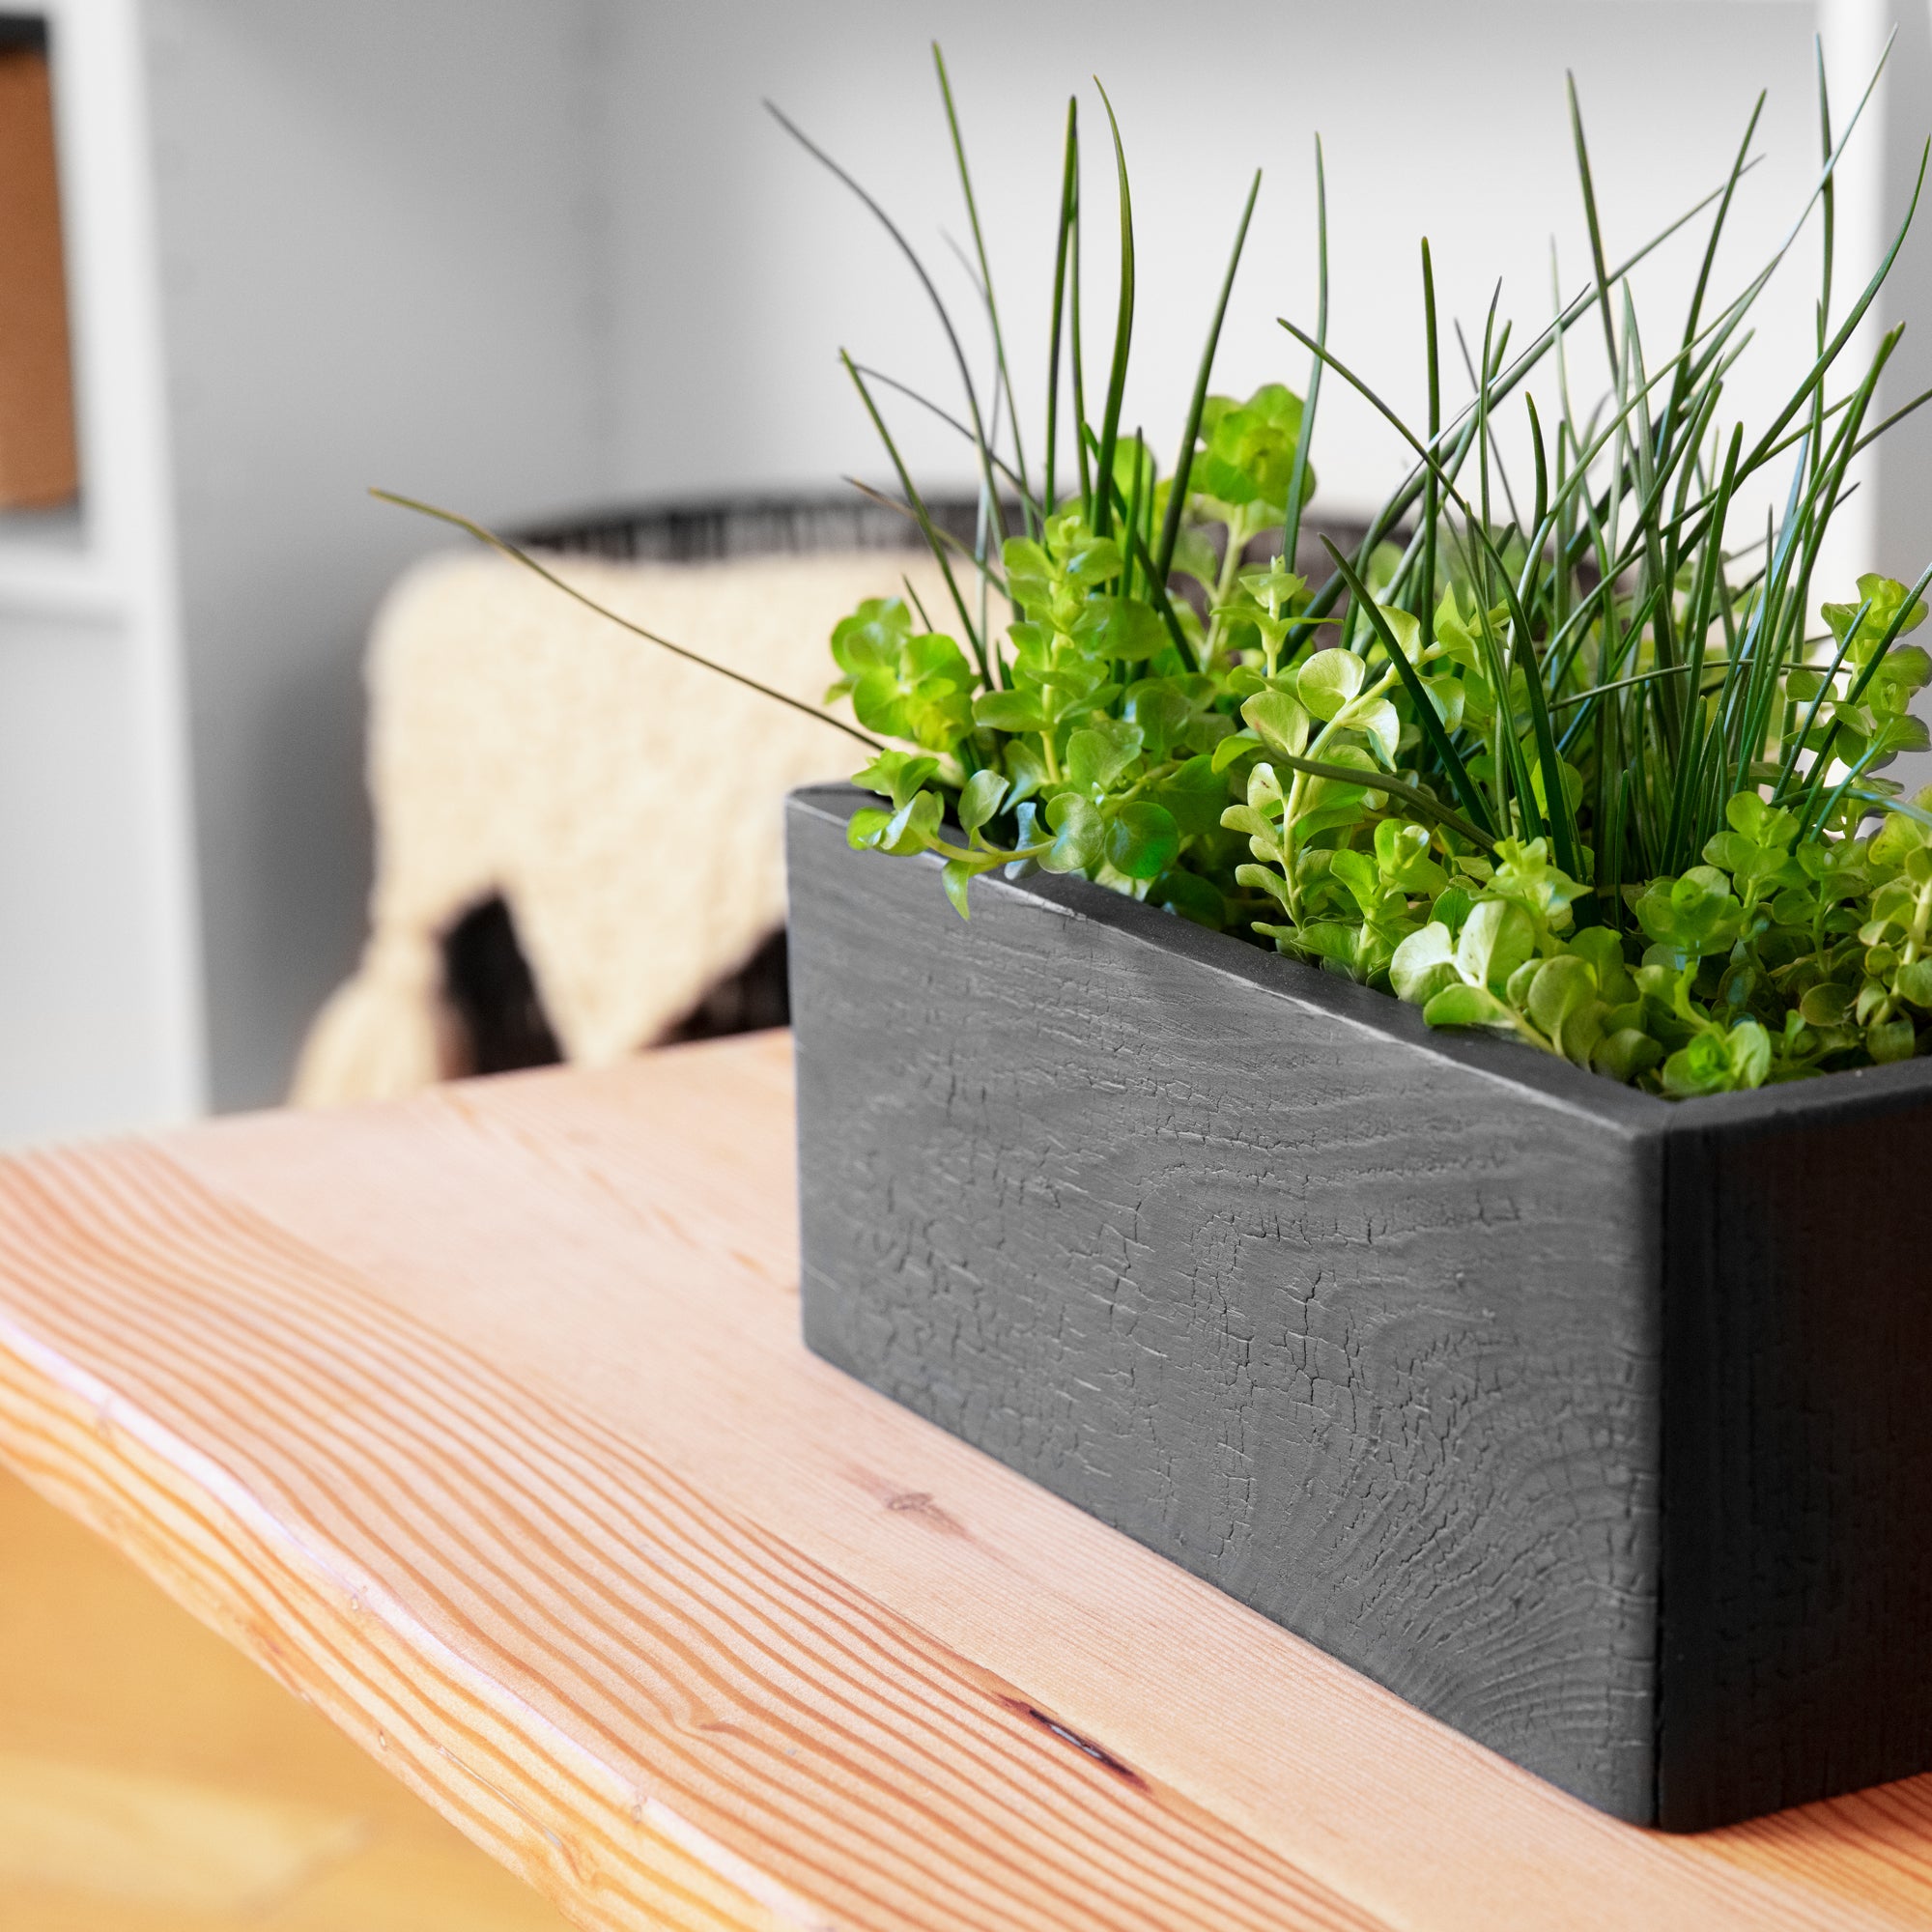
top-left (2, 1033), bottom-right (1931, 1931)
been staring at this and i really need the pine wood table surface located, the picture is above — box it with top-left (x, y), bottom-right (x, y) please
top-left (3, 1029), bottom-right (1932, 1931)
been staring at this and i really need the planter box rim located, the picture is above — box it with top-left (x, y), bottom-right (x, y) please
top-left (792, 781), bottom-right (1932, 1137)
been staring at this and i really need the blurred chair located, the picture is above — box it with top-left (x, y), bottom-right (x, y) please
top-left (292, 497), bottom-right (974, 1106)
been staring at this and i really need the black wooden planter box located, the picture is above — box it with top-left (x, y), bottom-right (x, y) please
top-left (785, 782), bottom-right (1932, 1830)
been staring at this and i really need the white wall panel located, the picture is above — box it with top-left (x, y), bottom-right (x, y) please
top-left (145, 0), bottom-right (613, 1106)
top-left (0, 611), bottom-right (177, 1143)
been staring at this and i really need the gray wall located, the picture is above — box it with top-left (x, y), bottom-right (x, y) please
top-left (147, 0), bottom-right (614, 1107)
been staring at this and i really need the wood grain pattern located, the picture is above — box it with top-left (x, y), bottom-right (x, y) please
top-left (0, 1032), bottom-right (1927, 1927)
top-left (0, 1453), bottom-right (578, 1932)
top-left (1662, 1094), bottom-right (1932, 1825)
top-left (789, 787), bottom-right (1666, 1815)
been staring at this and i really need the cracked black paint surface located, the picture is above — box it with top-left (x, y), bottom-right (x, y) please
top-left (786, 785), bottom-right (1932, 1829)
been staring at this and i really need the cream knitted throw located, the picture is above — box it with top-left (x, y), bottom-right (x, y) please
top-left (292, 546), bottom-right (955, 1106)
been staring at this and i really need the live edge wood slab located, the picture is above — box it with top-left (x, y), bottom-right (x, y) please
top-left (788, 784), bottom-right (1932, 1833)
top-left (3, 1038), bottom-right (1932, 1929)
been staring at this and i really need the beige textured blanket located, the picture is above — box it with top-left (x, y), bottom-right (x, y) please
top-left (293, 546), bottom-right (954, 1105)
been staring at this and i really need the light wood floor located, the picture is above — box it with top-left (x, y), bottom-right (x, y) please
top-left (0, 1462), bottom-right (575, 1931)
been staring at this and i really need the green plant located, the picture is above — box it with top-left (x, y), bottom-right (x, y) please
top-left (784, 42), bottom-right (1932, 1096)
top-left (377, 43), bottom-right (1932, 1100)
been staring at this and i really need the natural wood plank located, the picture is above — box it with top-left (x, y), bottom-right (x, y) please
top-left (0, 1457), bottom-right (580, 1932)
top-left (0, 1087), bottom-right (1375, 1932)
top-left (0, 1032), bottom-right (1928, 1928)
top-left (1701, 1781), bottom-right (1932, 1926)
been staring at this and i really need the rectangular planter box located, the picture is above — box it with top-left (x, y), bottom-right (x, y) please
top-left (785, 782), bottom-right (1932, 1830)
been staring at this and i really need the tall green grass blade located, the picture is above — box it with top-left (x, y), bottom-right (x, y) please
top-left (849, 364), bottom-right (1037, 509)
top-left (900, 573), bottom-right (936, 633)
top-left (1726, 453), bottom-right (1817, 798)
top-left (1417, 235), bottom-right (1439, 656)
top-left (1662, 422), bottom-right (1742, 866)
top-left (1853, 381), bottom-right (1932, 455)
top-left (1738, 139), bottom-right (1927, 476)
top-left (1044, 98), bottom-right (1078, 518)
top-left (768, 101), bottom-right (1009, 547)
top-left (1818, 36), bottom-right (1836, 326)
top-left (1810, 37), bottom-right (1838, 493)
top-left (1282, 138), bottom-right (1327, 576)
top-left (840, 354), bottom-right (992, 683)
top-left (1553, 653), bottom-right (1715, 716)
top-left (1660, 93), bottom-right (1763, 460)
top-left (1152, 169), bottom-right (1260, 584)
top-left (1321, 537), bottom-right (1496, 836)
top-left (1567, 75), bottom-right (1620, 382)
top-left (1122, 428), bottom-right (1146, 601)
top-left (1282, 161), bottom-right (1775, 651)
top-left (839, 473), bottom-right (1013, 600)
top-left (1091, 81), bottom-right (1136, 539)
top-left (1070, 120), bottom-right (1092, 514)
top-left (1848, 784), bottom-right (1932, 831)
top-left (1291, 303), bottom-right (1582, 870)
top-left (1266, 750), bottom-right (1497, 852)
top-left (933, 44), bottom-right (1033, 527)
top-left (1085, 423), bottom-right (1191, 656)
top-left (1527, 391), bottom-right (1549, 554)
top-left (1778, 592), bottom-right (1869, 800)
top-left (1736, 327), bottom-right (1898, 800)
top-left (369, 490), bottom-right (884, 751)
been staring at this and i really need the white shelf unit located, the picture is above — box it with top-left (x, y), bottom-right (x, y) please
top-left (0, 0), bottom-right (613, 1138)
top-left (0, 0), bottom-right (199, 1145)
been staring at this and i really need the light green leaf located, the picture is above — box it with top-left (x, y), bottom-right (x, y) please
top-left (941, 858), bottom-right (976, 919)
top-left (882, 788), bottom-right (942, 855)
top-left (1212, 728), bottom-right (1262, 774)
top-left (1297, 647), bottom-right (1366, 721)
top-left (1355, 697), bottom-right (1401, 766)
top-left (1072, 595), bottom-right (1167, 660)
top-left (1373, 603), bottom-right (1422, 663)
top-left (1422, 981), bottom-right (1520, 1032)
top-left (1039, 793), bottom-right (1103, 873)
top-left (1455, 898), bottom-right (1536, 994)
top-left (1151, 755), bottom-right (1228, 837)
top-left (1235, 861), bottom-right (1293, 910)
top-left (1170, 525), bottom-right (1219, 589)
top-left (1391, 922), bottom-right (1458, 1004)
top-left (851, 750), bottom-right (939, 809)
top-left (1525, 954), bottom-right (1597, 1036)
top-left (973, 689), bottom-right (1048, 733)
top-left (846, 807), bottom-right (893, 851)
top-left (830, 597), bottom-right (914, 673)
top-left (1241, 689), bottom-right (1310, 759)
top-left (1895, 958), bottom-right (1932, 1007)
top-left (1065, 718), bottom-right (1144, 793)
top-left (958, 768), bottom-right (1010, 838)
top-left (1105, 802), bottom-right (1180, 880)
top-left (1594, 1028), bottom-right (1662, 1083)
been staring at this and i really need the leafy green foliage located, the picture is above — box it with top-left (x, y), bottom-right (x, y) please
top-left (793, 43), bottom-right (1932, 1095)
top-left (828, 600), bottom-right (975, 748)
